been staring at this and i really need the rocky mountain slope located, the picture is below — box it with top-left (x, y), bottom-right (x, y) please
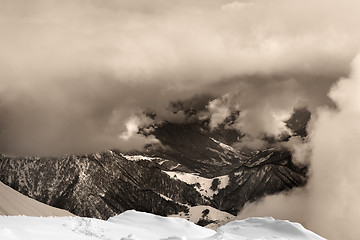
top-left (0, 108), bottom-right (310, 226)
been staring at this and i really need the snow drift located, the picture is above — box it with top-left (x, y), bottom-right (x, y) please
top-left (0, 210), bottom-right (325, 240)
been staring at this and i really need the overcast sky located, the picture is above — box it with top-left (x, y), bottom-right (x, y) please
top-left (1, 0), bottom-right (359, 155)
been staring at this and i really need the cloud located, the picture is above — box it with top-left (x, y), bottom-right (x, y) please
top-left (238, 54), bottom-right (360, 240)
top-left (232, 135), bottom-right (268, 151)
top-left (280, 136), bottom-right (311, 165)
top-left (0, 0), bottom-right (360, 155)
top-left (207, 94), bottom-right (232, 129)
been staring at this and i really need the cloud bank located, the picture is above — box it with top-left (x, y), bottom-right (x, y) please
top-left (0, 0), bottom-right (359, 156)
top-left (239, 54), bottom-right (360, 240)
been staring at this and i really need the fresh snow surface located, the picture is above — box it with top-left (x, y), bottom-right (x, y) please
top-left (213, 217), bottom-right (326, 240)
top-left (108, 210), bottom-right (214, 239)
top-left (0, 210), bottom-right (214, 240)
top-left (0, 181), bottom-right (73, 217)
top-left (0, 210), bottom-right (326, 240)
top-left (164, 171), bottom-right (229, 198)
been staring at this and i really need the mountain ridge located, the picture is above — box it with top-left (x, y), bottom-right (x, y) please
top-left (0, 108), bottom-right (310, 227)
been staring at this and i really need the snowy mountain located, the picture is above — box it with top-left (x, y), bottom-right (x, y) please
top-left (0, 210), bottom-right (326, 240)
top-left (0, 109), bottom-right (310, 226)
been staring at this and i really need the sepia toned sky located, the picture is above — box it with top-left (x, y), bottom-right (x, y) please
top-left (1, 2), bottom-right (360, 238)
top-left (0, 0), bottom-right (359, 155)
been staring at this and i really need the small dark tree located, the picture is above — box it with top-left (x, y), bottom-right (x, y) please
top-left (210, 178), bottom-right (220, 191)
top-left (202, 208), bottom-right (210, 218)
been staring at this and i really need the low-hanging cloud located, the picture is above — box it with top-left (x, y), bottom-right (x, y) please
top-left (207, 94), bottom-right (232, 129)
top-left (1, 0), bottom-right (360, 155)
top-left (239, 54), bottom-right (360, 240)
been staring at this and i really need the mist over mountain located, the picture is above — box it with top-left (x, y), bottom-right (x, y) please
top-left (0, 108), bottom-right (309, 223)
top-left (1, 1), bottom-right (360, 239)
top-left (1, 0), bottom-right (359, 157)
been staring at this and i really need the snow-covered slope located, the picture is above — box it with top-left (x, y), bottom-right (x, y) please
top-left (0, 181), bottom-right (73, 217)
top-left (108, 210), bottom-right (214, 239)
top-left (170, 205), bottom-right (235, 229)
top-left (0, 210), bottom-right (325, 240)
top-left (214, 217), bottom-right (326, 240)
top-left (164, 171), bottom-right (229, 198)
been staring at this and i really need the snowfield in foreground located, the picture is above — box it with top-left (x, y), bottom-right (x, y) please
top-left (0, 210), bottom-right (326, 240)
